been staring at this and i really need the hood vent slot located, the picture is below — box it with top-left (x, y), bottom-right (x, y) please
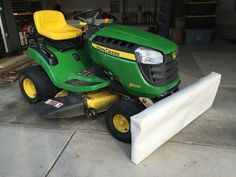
top-left (92, 36), bottom-right (138, 53)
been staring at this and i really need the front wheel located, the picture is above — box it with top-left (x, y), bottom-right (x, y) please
top-left (105, 100), bottom-right (144, 143)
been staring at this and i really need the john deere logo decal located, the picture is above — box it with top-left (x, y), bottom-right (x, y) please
top-left (92, 43), bottom-right (136, 61)
top-left (172, 52), bottom-right (177, 60)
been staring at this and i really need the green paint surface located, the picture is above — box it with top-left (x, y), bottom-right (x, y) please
top-left (27, 24), bottom-right (180, 98)
top-left (93, 24), bottom-right (178, 54)
top-left (27, 46), bottom-right (109, 92)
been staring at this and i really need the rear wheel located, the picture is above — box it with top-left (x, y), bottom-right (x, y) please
top-left (19, 65), bottom-right (59, 104)
top-left (105, 100), bottom-right (144, 143)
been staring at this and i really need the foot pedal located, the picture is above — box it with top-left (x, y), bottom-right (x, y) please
top-left (32, 94), bottom-right (85, 118)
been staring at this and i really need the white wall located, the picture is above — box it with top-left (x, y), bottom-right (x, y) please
top-left (216, 0), bottom-right (236, 25)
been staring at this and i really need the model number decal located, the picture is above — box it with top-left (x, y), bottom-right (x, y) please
top-left (92, 43), bottom-right (136, 61)
top-left (129, 83), bottom-right (141, 88)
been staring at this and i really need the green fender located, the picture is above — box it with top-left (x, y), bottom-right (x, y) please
top-left (27, 46), bottom-right (109, 92)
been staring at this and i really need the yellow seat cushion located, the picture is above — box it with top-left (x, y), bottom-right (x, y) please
top-left (34, 10), bottom-right (82, 40)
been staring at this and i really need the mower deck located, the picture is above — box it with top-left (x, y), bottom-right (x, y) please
top-left (32, 91), bottom-right (119, 119)
top-left (33, 94), bottom-right (85, 119)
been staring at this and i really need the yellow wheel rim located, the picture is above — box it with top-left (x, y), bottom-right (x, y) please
top-left (113, 114), bottom-right (130, 133)
top-left (23, 78), bottom-right (36, 99)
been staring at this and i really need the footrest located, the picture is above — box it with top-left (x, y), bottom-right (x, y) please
top-left (33, 94), bottom-right (85, 118)
top-left (65, 79), bottom-right (101, 86)
top-left (62, 74), bottom-right (110, 93)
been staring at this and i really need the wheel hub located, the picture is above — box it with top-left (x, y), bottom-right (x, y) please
top-left (23, 78), bottom-right (36, 99)
top-left (113, 114), bottom-right (129, 133)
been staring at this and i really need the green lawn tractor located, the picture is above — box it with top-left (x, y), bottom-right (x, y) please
top-left (19, 9), bottom-right (180, 143)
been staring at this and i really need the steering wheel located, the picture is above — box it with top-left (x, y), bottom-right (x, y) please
top-left (73, 8), bottom-right (102, 25)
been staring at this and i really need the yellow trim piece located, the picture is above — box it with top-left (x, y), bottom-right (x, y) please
top-left (104, 18), bottom-right (110, 24)
top-left (79, 22), bottom-right (87, 27)
top-left (92, 43), bottom-right (136, 61)
top-left (172, 52), bottom-right (177, 60)
top-left (86, 91), bottom-right (119, 112)
top-left (113, 114), bottom-right (130, 133)
top-left (23, 78), bottom-right (37, 99)
top-left (55, 90), bottom-right (69, 98)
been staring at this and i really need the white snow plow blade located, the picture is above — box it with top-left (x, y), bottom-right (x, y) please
top-left (131, 72), bottom-right (221, 164)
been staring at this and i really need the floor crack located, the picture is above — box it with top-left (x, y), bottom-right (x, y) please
top-left (45, 130), bottom-right (76, 177)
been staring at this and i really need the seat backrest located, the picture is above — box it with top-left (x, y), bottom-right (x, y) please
top-left (34, 10), bottom-right (66, 32)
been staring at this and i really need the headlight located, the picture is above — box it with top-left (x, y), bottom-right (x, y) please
top-left (135, 47), bottom-right (163, 65)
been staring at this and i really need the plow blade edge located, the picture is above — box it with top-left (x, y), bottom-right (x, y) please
top-left (131, 72), bottom-right (221, 164)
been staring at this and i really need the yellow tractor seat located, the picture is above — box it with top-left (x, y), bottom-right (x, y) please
top-left (34, 10), bottom-right (82, 40)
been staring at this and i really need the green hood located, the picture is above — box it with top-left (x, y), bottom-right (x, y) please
top-left (94, 24), bottom-right (177, 54)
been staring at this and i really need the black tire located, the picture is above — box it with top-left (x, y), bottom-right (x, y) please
top-left (19, 65), bottom-right (59, 104)
top-left (105, 100), bottom-right (144, 143)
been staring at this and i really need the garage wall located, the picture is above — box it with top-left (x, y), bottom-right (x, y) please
top-left (39, 0), bottom-right (236, 37)
top-left (216, 0), bottom-right (236, 25)
top-left (40, 0), bottom-right (236, 25)
top-left (61, 0), bottom-right (111, 11)
top-left (38, 0), bottom-right (58, 9)
top-left (171, 0), bottom-right (236, 37)
top-left (60, 0), bottom-right (123, 23)
top-left (216, 0), bottom-right (236, 37)
top-left (216, 11), bottom-right (236, 25)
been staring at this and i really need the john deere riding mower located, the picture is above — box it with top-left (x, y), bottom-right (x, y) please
top-left (19, 9), bottom-right (180, 143)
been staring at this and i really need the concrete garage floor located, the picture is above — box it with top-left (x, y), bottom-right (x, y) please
top-left (0, 40), bottom-right (236, 177)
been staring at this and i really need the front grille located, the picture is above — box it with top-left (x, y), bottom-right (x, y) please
top-left (139, 53), bottom-right (179, 86)
top-left (92, 36), bottom-right (138, 53)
